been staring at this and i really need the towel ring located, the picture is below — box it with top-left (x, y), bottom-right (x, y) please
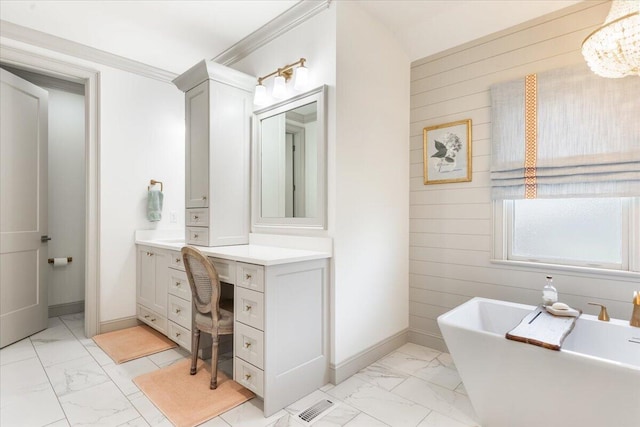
top-left (148, 179), bottom-right (163, 192)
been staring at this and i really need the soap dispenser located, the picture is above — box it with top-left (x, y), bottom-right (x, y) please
top-left (542, 275), bottom-right (557, 307)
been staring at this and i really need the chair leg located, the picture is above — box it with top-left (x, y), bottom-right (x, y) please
top-left (190, 329), bottom-right (200, 375)
top-left (210, 334), bottom-right (219, 389)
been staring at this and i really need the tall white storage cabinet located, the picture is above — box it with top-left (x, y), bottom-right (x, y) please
top-left (173, 60), bottom-right (255, 247)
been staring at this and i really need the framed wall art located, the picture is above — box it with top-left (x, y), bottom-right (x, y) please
top-left (423, 119), bottom-right (472, 185)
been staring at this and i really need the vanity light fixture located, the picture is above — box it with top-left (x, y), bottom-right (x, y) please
top-left (253, 58), bottom-right (309, 105)
top-left (582, 0), bottom-right (640, 78)
top-left (272, 74), bottom-right (287, 99)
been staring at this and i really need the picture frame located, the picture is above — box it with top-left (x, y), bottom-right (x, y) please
top-left (423, 119), bottom-right (472, 185)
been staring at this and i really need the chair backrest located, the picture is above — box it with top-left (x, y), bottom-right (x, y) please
top-left (181, 246), bottom-right (221, 320)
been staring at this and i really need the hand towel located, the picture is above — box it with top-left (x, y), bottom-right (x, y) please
top-left (147, 190), bottom-right (163, 222)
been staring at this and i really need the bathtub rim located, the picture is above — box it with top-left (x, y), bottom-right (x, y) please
top-left (437, 297), bottom-right (640, 372)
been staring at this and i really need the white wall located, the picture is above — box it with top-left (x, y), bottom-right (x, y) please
top-left (99, 67), bottom-right (184, 321)
top-left (234, 2), bottom-right (410, 369)
top-left (47, 88), bottom-right (86, 307)
top-left (0, 37), bottom-right (185, 323)
top-left (334, 1), bottom-right (410, 364)
top-left (408, 1), bottom-right (639, 351)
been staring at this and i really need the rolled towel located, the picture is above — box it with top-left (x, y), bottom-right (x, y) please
top-left (147, 190), bottom-right (163, 222)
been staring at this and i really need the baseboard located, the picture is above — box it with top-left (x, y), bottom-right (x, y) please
top-left (330, 329), bottom-right (408, 384)
top-left (408, 329), bottom-right (448, 353)
top-left (48, 301), bottom-right (84, 318)
top-left (98, 316), bottom-right (139, 334)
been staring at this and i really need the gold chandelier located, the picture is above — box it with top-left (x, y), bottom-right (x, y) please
top-left (582, 0), bottom-right (640, 78)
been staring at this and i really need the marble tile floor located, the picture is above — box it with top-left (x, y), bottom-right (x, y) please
top-left (0, 314), bottom-right (480, 427)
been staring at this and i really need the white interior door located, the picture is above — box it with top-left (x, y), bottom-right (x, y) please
top-left (0, 68), bottom-right (49, 348)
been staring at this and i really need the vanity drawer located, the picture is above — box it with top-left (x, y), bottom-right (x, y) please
top-left (236, 262), bottom-right (264, 292)
top-left (186, 227), bottom-right (209, 246)
top-left (168, 321), bottom-right (190, 350)
top-left (137, 304), bottom-right (167, 334)
top-left (168, 294), bottom-right (192, 330)
top-left (186, 208), bottom-right (209, 227)
top-left (169, 251), bottom-right (185, 271)
top-left (168, 268), bottom-right (191, 301)
top-left (235, 357), bottom-right (264, 398)
top-left (209, 257), bottom-right (236, 285)
top-left (235, 287), bottom-right (264, 331)
top-left (234, 322), bottom-right (264, 369)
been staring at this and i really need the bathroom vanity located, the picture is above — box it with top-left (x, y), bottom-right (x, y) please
top-left (135, 233), bottom-right (330, 416)
top-left (136, 60), bottom-right (332, 416)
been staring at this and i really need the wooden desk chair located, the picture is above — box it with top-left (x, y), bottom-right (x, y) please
top-left (181, 246), bottom-right (234, 389)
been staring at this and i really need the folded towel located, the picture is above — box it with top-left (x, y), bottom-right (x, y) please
top-left (147, 190), bottom-right (163, 222)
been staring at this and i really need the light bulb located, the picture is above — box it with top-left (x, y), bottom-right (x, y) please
top-left (294, 65), bottom-right (310, 91)
top-left (272, 75), bottom-right (287, 99)
top-left (253, 83), bottom-right (267, 105)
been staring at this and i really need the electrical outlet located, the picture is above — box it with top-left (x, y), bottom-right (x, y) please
top-left (169, 211), bottom-right (177, 223)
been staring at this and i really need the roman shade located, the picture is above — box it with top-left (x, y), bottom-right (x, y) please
top-left (490, 64), bottom-right (640, 200)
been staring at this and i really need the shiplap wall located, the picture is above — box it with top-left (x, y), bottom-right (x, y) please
top-left (408, 1), bottom-right (639, 351)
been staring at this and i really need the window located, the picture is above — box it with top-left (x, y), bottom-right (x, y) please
top-left (494, 198), bottom-right (639, 273)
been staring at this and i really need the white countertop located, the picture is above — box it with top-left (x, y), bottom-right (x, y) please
top-left (135, 236), bottom-right (331, 266)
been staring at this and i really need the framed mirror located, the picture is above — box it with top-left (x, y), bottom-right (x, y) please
top-left (252, 85), bottom-right (327, 232)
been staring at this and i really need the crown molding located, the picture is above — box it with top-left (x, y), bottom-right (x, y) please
top-left (0, 20), bottom-right (177, 83)
top-left (212, 0), bottom-right (331, 66)
top-left (1, 63), bottom-right (85, 95)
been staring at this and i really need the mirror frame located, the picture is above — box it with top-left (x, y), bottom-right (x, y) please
top-left (252, 85), bottom-right (327, 232)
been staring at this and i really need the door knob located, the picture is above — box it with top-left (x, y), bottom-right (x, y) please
top-left (41, 235), bottom-right (51, 242)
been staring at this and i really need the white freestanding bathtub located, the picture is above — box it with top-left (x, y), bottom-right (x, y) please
top-left (438, 298), bottom-right (640, 427)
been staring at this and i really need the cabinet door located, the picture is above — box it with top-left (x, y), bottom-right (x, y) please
top-left (185, 81), bottom-right (209, 208)
top-left (137, 246), bottom-right (156, 310)
top-left (153, 250), bottom-right (169, 314)
top-left (137, 246), bottom-right (168, 315)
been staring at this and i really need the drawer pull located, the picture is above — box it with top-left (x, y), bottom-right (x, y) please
top-left (175, 332), bottom-right (181, 338)
top-left (144, 315), bottom-right (150, 319)
top-left (202, 195), bottom-right (207, 200)
top-left (245, 305), bottom-right (252, 312)
top-left (245, 273), bottom-right (252, 280)
top-left (175, 308), bottom-right (181, 314)
top-left (151, 318), bottom-right (156, 322)
top-left (175, 281), bottom-right (181, 287)
top-left (244, 342), bottom-right (251, 349)
top-left (194, 215), bottom-right (199, 220)
top-left (244, 374), bottom-right (252, 381)
top-left (194, 233), bottom-right (199, 239)
top-left (146, 251), bottom-right (154, 257)
top-left (175, 258), bottom-right (181, 263)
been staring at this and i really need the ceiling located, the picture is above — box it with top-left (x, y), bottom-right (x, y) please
top-left (0, 0), bottom-right (585, 74)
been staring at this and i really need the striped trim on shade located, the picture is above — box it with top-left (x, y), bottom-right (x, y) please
top-left (524, 73), bottom-right (538, 199)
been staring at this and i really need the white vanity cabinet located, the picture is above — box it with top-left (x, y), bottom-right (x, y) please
top-left (136, 246), bottom-right (169, 333)
top-left (134, 239), bottom-right (330, 417)
top-left (234, 259), bottom-right (330, 416)
top-left (165, 250), bottom-right (191, 349)
top-left (174, 60), bottom-right (255, 247)
top-left (234, 263), bottom-right (266, 397)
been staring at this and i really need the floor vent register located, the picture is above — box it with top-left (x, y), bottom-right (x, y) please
top-left (298, 399), bottom-right (335, 423)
